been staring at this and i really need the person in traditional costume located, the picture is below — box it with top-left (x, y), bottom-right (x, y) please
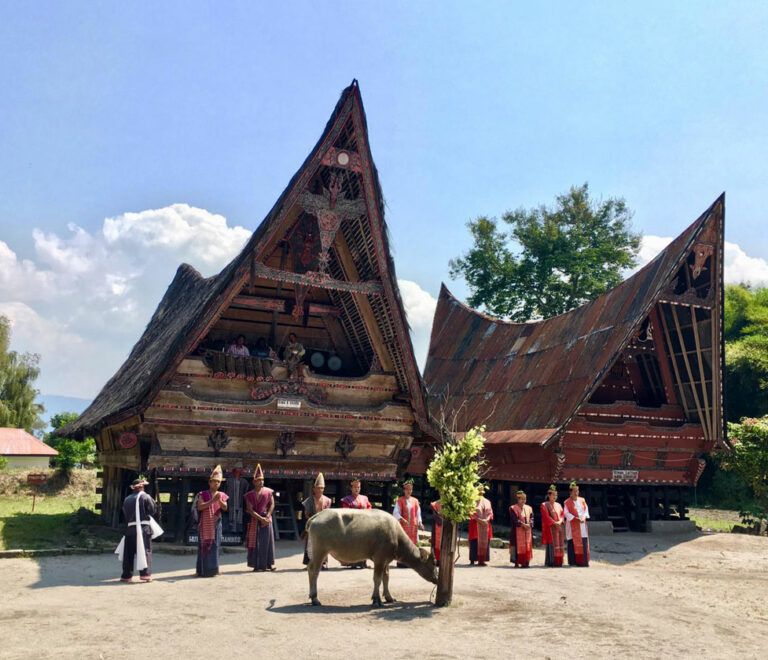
top-left (430, 497), bottom-right (444, 566)
top-left (540, 485), bottom-right (565, 567)
top-left (119, 477), bottom-right (157, 583)
top-left (564, 481), bottom-right (590, 567)
top-left (284, 332), bottom-right (306, 379)
top-left (227, 334), bottom-right (250, 357)
top-left (341, 477), bottom-right (372, 568)
top-left (509, 490), bottom-right (533, 568)
top-left (196, 465), bottom-right (229, 577)
top-left (393, 478), bottom-right (423, 566)
top-left (302, 472), bottom-right (332, 568)
top-left (225, 467), bottom-right (250, 535)
top-left (469, 489), bottom-right (494, 566)
top-left (244, 464), bottom-right (276, 571)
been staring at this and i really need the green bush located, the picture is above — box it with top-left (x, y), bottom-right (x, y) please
top-left (53, 438), bottom-right (98, 473)
top-left (720, 416), bottom-right (768, 528)
top-left (0, 455), bottom-right (8, 471)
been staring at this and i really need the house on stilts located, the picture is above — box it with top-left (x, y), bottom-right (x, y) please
top-left (63, 81), bottom-right (431, 540)
top-left (411, 195), bottom-right (727, 532)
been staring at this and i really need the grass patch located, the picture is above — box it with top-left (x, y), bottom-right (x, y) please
top-left (0, 494), bottom-right (119, 550)
top-left (688, 508), bottom-right (740, 533)
top-left (689, 517), bottom-right (736, 532)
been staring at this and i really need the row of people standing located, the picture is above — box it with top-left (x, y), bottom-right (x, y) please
top-left (429, 482), bottom-right (591, 569)
top-left (508, 483), bottom-right (591, 568)
top-left (117, 469), bottom-right (591, 583)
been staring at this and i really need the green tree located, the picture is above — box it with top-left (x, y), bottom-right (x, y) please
top-left (721, 416), bottom-right (768, 530)
top-left (449, 184), bottom-right (641, 321)
top-left (426, 426), bottom-right (486, 606)
top-left (724, 285), bottom-right (768, 422)
top-left (44, 412), bottom-right (80, 450)
top-left (45, 411), bottom-right (97, 473)
top-left (53, 438), bottom-right (98, 472)
top-left (0, 315), bottom-right (45, 433)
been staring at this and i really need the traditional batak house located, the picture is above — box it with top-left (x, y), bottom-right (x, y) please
top-left (64, 82), bottom-right (431, 538)
top-left (415, 195), bottom-right (727, 531)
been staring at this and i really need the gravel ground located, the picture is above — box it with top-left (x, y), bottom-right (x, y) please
top-left (1, 532), bottom-right (766, 659)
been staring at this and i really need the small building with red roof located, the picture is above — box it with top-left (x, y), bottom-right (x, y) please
top-left (0, 427), bottom-right (58, 469)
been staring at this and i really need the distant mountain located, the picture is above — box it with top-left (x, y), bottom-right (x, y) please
top-left (38, 394), bottom-right (91, 431)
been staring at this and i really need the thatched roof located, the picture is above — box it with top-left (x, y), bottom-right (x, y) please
top-left (424, 194), bottom-right (725, 446)
top-left (65, 81), bottom-right (429, 437)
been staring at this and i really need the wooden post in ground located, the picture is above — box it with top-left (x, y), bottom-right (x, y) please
top-left (435, 521), bottom-right (457, 607)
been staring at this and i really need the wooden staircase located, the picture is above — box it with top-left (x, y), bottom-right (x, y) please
top-left (273, 501), bottom-right (300, 540)
top-left (604, 490), bottom-right (630, 532)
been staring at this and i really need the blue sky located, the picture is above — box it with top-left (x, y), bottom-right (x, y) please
top-left (1, 2), bottom-right (767, 401)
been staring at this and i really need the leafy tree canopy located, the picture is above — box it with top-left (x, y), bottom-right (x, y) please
top-left (724, 286), bottom-right (768, 422)
top-left (449, 184), bottom-right (641, 321)
top-left (44, 411), bottom-right (97, 472)
top-left (721, 416), bottom-right (768, 528)
top-left (0, 315), bottom-right (45, 434)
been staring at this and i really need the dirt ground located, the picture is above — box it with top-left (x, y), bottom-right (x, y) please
top-left (1, 532), bottom-right (766, 659)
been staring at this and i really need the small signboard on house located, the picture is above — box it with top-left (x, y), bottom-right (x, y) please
top-left (276, 398), bottom-right (301, 410)
top-left (612, 469), bottom-right (639, 481)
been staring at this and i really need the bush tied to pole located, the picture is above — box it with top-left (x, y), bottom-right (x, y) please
top-left (426, 425), bottom-right (487, 606)
top-left (427, 426), bottom-right (487, 524)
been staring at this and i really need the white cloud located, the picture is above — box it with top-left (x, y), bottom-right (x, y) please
top-left (398, 279), bottom-right (437, 369)
top-left (103, 204), bottom-right (251, 268)
top-left (0, 301), bottom-right (113, 398)
top-left (722, 240), bottom-right (768, 286)
top-left (635, 235), bottom-right (768, 287)
top-left (0, 205), bottom-right (250, 398)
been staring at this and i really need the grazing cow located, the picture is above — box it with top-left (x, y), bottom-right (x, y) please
top-left (305, 508), bottom-right (438, 606)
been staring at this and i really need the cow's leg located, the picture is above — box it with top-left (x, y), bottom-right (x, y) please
top-left (371, 560), bottom-right (384, 607)
top-left (382, 562), bottom-right (395, 603)
top-left (308, 552), bottom-right (323, 606)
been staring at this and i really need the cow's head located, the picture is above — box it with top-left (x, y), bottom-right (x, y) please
top-left (418, 547), bottom-right (438, 584)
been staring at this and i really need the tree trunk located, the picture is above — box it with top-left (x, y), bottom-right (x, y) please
top-left (435, 521), bottom-right (457, 607)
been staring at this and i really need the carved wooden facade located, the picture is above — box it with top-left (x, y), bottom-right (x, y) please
top-left (67, 82), bottom-right (431, 531)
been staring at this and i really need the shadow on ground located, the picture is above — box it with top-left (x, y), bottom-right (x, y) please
top-left (267, 598), bottom-right (436, 620)
top-left (589, 532), bottom-right (701, 565)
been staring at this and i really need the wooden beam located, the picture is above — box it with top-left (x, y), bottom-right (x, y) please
top-left (232, 295), bottom-right (286, 313)
top-left (648, 306), bottom-right (678, 406)
top-left (270, 242), bottom-right (289, 348)
top-left (307, 302), bottom-right (341, 317)
top-left (657, 304), bottom-right (692, 422)
top-left (670, 305), bottom-right (710, 442)
top-left (333, 232), bottom-right (394, 372)
top-left (252, 262), bottom-right (384, 295)
top-left (690, 307), bottom-right (714, 442)
top-left (711, 234), bottom-right (724, 445)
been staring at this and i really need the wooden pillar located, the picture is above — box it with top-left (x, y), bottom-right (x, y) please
top-left (177, 477), bottom-right (190, 542)
top-left (435, 521), bottom-right (457, 607)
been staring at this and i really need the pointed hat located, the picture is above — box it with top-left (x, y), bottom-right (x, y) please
top-left (314, 472), bottom-right (325, 488)
top-left (210, 464), bottom-right (223, 481)
top-left (253, 464), bottom-right (264, 480)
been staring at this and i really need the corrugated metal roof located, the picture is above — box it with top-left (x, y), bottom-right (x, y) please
top-left (0, 428), bottom-right (58, 456)
top-left (424, 195), bottom-right (724, 444)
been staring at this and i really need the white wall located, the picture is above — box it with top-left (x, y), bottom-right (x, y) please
top-left (4, 455), bottom-right (52, 470)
